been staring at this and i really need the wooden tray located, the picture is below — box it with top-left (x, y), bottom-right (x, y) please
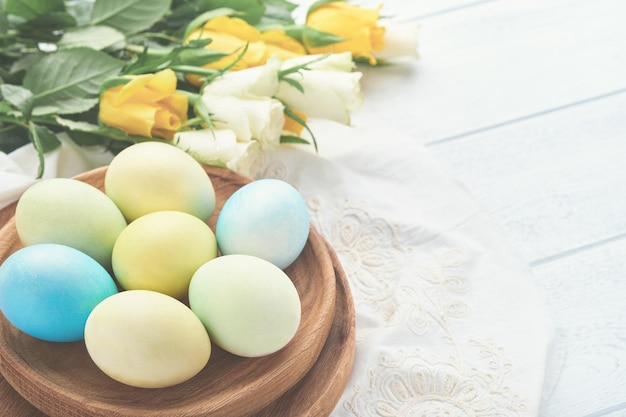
top-left (0, 166), bottom-right (354, 417)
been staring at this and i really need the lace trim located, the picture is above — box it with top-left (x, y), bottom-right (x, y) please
top-left (346, 345), bottom-right (527, 417)
top-left (254, 158), bottom-right (529, 416)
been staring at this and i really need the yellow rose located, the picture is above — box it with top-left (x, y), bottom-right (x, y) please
top-left (99, 69), bottom-right (188, 140)
top-left (185, 15), bottom-right (305, 85)
top-left (305, 2), bottom-right (385, 65)
top-left (187, 16), bottom-right (268, 72)
top-left (261, 29), bottom-right (307, 61)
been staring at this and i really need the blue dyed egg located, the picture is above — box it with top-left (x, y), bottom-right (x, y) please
top-left (216, 179), bottom-right (310, 269)
top-left (0, 244), bottom-right (118, 342)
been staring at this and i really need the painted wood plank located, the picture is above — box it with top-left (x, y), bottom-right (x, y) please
top-left (529, 238), bottom-right (626, 417)
top-left (351, 0), bottom-right (493, 21)
top-left (293, 0), bottom-right (488, 22)
top-left (353, 0), bottom-right (626, 144)
top-left (588, 404), bottom-right (626, 417)
top-left (425, 91), bottom-right (626, 263)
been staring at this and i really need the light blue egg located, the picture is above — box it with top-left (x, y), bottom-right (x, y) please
top-left (216, 179), bottom-right (310, 269)
top-left (0, 243), bottom-right (118, 342)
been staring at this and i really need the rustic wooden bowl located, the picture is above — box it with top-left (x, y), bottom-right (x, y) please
top-left (0, 165), bottom-right (349, 417)
top-left (0, 240), bottom-right (355, 417)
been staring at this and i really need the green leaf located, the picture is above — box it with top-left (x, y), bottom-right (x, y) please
top-left (23, 47), bottom-right (125, 116)
top-left (187, 38), bottom-right (214, 49)
top-left (173, 48), bottom-right (228, 67)
top-left (279, 76), bottom-right (303, 93)
top-left (0, 124), bottom-right (29, 154)
top-left (29, 121), bottom-right (60, 152)
top-left (261, 0), bottom-right (297, 24)
top-left (121, 44), bottom-right (227, 76)
top-left (65, 130), bottom-right (106, 146)
top-left (58, 116), bottom-right (158, 147)
top-left (57, 118), bottom-right (108, 146)
top-left (90, 0), bottom-right (172, 35)
top-left (122, 46), bottom-right (172, 75)
top-left (0, 134), bottom-right (29, 154)
top-left (29, 120), bottom-right (61, 177)
top-left (0, 99), bottom-right (25, 124)
top-left (181, 90), bottom-right (214, 128)
top-left (59, 25), bottom-right (126, 51)
top-left (56, 116), bottom-right (99, 132)
top-left (302, 26), bottom-right (344, 47)
top-left (198, 0), bottom-right (264, 24)
top-left (0, 11), bottom-right (9, 33)
top-left (280, 134), bottom-right (309, 145)
top-left (277, 53), bottom-right (330, 90)
top-left (0, 101), bottom-right (13, 113)
top-left (165, 2), bottom-right (200, 29)
top-left (65, 0), bottom-right (95, 26)
top-left (264, 0), bottom-right (298, 12)
top-left (5, 0), bottom-right (65, 20)
top-left (10, 52), bottom-right (43, 74)
top-left (17, 11), bottom-right (76, 31)
top-left (284, 106), bottom-right (317, 152)
top-left (0, 83), bottom-right (33, 113)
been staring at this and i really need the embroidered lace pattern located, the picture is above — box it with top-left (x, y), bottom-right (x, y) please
top-left (255, 159), bottom-right (529, 417)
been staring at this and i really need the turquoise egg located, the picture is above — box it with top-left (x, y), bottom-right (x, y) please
top-left (216, 179), bottom-right (310, 269)
top-left (0, 244), bottom-right (118, 342)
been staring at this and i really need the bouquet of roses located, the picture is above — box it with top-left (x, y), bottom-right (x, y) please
top-left (0, 0), bottom-right (418, 177)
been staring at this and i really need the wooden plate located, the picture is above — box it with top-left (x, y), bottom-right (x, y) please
top-left (0, 240), bottom-right (355, 417)
top-left (0, 165), bottom-right (342, 417)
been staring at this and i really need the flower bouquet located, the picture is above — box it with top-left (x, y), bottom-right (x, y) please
top-left (0, 0), bottom-right (418, 177)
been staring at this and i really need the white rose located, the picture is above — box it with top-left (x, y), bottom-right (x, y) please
top-left (275, 69), bottom-right (363, 125)
top-left (201, 94), bottom-right (285, 149)
top-left (281, 52), bottom-right (356, 72)
top-left (202, 56), bottom-right (281, 98)
top-left (374, 23), bottom-right (419, 61)
top-left (175, 128), bottom-right (259, 176)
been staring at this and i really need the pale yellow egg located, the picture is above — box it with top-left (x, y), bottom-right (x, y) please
top-left (84, 290), bottom-right (211, 388)
top-left (104, 142), bottom-right (215, 222)
top-left (112, 210), bottom-right (218, 299)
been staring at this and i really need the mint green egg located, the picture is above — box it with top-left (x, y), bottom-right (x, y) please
top-left (189, 254), bottom-right (301, 358)
top-left (15, 178), bottom-right (127, 268)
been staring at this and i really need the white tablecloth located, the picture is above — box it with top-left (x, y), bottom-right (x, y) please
top-left (0, 119), bottom-right (559, 416)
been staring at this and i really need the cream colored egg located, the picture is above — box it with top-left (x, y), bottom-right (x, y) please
top-left (104, 142), bottom-right (215, 222)
top-left (15, 178), bottom-right (127, 268)
top-left (84, 290), bottom-right (211, 388)
top-left (189, 254), bottom-right (301, 357)
top-left (112, 211), bottom-right (218, 299)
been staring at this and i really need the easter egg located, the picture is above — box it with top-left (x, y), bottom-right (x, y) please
top-left (188, 254), bottom-right (301, 357)
top-left (104, 141), bottom-right (216, 222)
top-left (0, 244), bottom-right (118, 342)
top-left (84, 290), bottom-right (211, 388)
top-left (112, 210), bottom-right (218, 299)
top-left (15, 178), bottom-right (127, 268)
top-left (216, 179), bottom-right (310, 269)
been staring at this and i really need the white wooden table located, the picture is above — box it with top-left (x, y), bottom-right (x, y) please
top-left (352, 0), bottom-right (626, 415)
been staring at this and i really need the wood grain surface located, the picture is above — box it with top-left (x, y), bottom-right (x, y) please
top-left (0, 166), bottom-right (354, 417)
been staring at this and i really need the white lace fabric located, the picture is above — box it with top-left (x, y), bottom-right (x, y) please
top-left (0, 119), bottom-right (557, 416)
top-left (252, 120), bottom-right (556, 416)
